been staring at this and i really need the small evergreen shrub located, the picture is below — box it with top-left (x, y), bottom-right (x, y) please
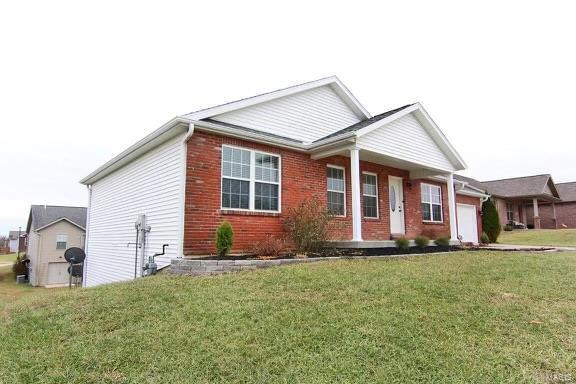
top-left (215, 221), bottom-right (234, 257)
top-left (395, 237), bottom-right (410, 250)
top-left (482, 198), bottom-right (501, 243)
top-left (284, 198), bottom-right (332, 254)
top-left (252, 235), bottom-right (285, 258)
top-left (480, 232), bottom-right (490, 244)
top-left (504, 224), bottom-right (513, 232)
top-left (414, 235), bottom-right (430, 248)
top-left (434, 236), bottom-right (451, 247)
top-left (12, 254), bottom-right (28, 277)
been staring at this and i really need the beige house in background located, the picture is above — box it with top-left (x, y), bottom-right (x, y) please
top-left (26, 205), bottom-right (87, 287)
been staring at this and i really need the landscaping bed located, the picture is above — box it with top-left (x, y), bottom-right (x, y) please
top-left (187, 245), bottom-right (458, 261)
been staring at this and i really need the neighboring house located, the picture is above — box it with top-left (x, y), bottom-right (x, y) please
top-left (80, 76), bottom-right (488, 287)
top-left (553, 182), bottom-right (576, 228)
top-left (455, 174), bottom-right (576, 229)
top-left (26, 205), bottom-right (87, 287)
top-left (8, 230), bottom-right (26, 253)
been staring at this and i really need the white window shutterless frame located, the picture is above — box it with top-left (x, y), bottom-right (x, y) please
top-left (221, 145), bottom-right (281, 212)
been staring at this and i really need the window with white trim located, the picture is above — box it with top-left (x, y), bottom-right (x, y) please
top-left (221, 146), bottom-right (280, 211)
top-left (327, 166), bottom-right (345, 216)
top-left (421, 183), bottom-right (442, 222)
top-left (506, 203), bottom-right (514, 222)
top-left (56, 234), bottom-right (67, 250)
top-left (362, 173), bottom-right (378, 218)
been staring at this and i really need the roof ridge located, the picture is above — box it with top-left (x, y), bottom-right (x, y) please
top-left (481, 174), bottom-right (551, 183)
top-left (555, 181), bottom-right (576, 185)
top-left (183, 76), bottom-right (338, 117)
top-left (31, 204), bottom-right (87, 209)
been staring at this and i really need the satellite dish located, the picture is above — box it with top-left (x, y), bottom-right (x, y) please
top-left (64, 247), bottom-right (86, 263)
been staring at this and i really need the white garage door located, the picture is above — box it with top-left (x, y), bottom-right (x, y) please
top-left (47, 262), bottom-right (69, 285)
top-left (457, 204), bottom-right (479, 243)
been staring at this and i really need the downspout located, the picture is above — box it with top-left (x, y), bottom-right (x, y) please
top-left (177, 123), bottom-right (194, 259)
top-left (82, 184), bottom-right (92, 287)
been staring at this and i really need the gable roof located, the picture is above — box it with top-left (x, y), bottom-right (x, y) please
top-left (27, 205), bottom-right (87, 233)
top-left (8, 230), bottom-right (24, 240)
top-left (556, 182), bottom-right (576, 202)
top-left (480, 174), bottom-right (560, 199)
top-left (81, 77), bottom-right (468, 184)
top-left (314, 104), bottom-right (413, 143)
top-left (184, 76), bottom-right (371, 121)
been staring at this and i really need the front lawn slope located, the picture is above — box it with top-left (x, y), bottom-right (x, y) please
top-left (1, 251), bottom-right (575, 383)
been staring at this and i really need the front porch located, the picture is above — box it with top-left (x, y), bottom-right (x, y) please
top-left (311, 143), bottom-right (461, 244)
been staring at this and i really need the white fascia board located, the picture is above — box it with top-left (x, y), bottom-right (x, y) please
top-left (80, 117), bottom-right (190, 185)
top-left (185, 76), bottom-right (371, 121)
top-left (428, 175), bottom-right (490, 198)
top-left (35, 217), bottom-right (86, 232)
top-left (355, 103), bottom-right (467, 171)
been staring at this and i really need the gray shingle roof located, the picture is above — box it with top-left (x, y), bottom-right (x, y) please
top-left (556, 182), bottom-right (576, 202)
top-left (28, 205), bottom-right (87, 232)
top-left (313, 104), bottom-right (414, 143)
top-left (453, 174), bottom-right (486, 191)
top-left (480, 174), bottom-right (560, 199)
top-left (8, 230), bottom-right (23, 240)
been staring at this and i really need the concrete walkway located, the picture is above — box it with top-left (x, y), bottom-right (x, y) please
top-left (480, 243), bottom-right (576, 252)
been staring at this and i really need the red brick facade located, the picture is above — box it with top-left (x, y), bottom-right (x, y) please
top-left (183, 131), bottom-right (480, 255)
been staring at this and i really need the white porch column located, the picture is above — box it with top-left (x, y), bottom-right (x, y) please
top-left (350, 148), bottom-right (362, 241)
top-left (446, 173), bottom-right (458, 241)
top-left (533, 198), bottom-right (541, 229)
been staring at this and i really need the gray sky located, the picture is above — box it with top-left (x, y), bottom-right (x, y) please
top-left (1, 1), bottom-right (575, 234)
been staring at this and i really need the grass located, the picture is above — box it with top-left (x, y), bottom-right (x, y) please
top-left (499, 229), bottom-right (576, 247)
top-left (1, 251), bottom-right (575, 383)
top-left (0, 252), bottom-right (18, 263)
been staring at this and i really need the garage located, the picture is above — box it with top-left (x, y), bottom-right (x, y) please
top-left (457, 204), bottom-right (479, 243)
top-left (47, 262), bottom-right (69, 285)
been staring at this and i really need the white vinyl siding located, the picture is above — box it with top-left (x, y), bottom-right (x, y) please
top-left (211, 85), bottom-right (362, 143)
top-left (84, 133), bottom-right (185, 287)
top-left (357, 113), bottom-right (455, 171)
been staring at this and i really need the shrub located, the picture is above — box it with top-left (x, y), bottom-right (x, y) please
top-left (434, 236), bottom-right (451, 247)
top-left (215, 221), bottom-right (234, 257)
top-left (252, 235), bottom-right (285, 258)
top-left (395, 237), bottom-right (410, 250)
top-left (414, 235), bottom-right (430, 248)
top-left (284, 198), bottom-right (332, 254)
top-left (482, 198), bottom-right (501, 243)
top-left (480, 232), bottom-right (490, 244)
top-left (12, 254), bottom-right (28, 277)
top-left (504, 224), bottom-right (513, 232)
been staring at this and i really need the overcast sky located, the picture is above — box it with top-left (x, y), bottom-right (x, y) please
top-left (1, 1), bottom-right (575, 234)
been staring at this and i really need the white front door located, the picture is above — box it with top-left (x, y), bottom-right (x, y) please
top-left (457, 204), bottom-right (479, 243)
top-left (389, 176), bottom-right (405, 235)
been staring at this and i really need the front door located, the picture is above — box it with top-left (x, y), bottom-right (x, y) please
top-left (388, 176), bottom-right (405, 235)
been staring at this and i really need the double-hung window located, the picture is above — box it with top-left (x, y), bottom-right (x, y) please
top-left (327, 166), bottom-right (345, 216)
top-left (421, 183), bottom-right (442, 222)
top-left (221, 145), bottom-right (280, 212)
top-left (362, 173), bottom-right (378, 218)
top-left (56, 234), bottom-right (67, 250)
top-left (506, 203), bottom-right (514, 222)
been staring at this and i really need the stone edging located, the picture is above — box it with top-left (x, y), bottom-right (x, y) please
top-left (170, 252), bottom-right (452, 276)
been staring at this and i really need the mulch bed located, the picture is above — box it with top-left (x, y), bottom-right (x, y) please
top-left (190, 245), bottom-right (459, 261)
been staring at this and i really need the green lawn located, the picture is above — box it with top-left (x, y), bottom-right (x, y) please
top-left (499, 229), bottom-right (576, 247)
top-left (0, 252), bottom-right (18, 263)
top-left (1, 251), bottom-right (575, 383)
